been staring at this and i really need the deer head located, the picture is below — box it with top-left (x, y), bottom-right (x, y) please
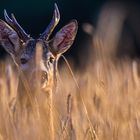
top-left (0, 4), bottom-right (78, 91)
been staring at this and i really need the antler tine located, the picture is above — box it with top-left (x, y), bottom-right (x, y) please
top-left (4, 10), bottom-right (30, 41)
top-left (11, 13), bottom-right (30, 41)
top-left (40, 3), bottom-right (60, 40)
top-left (4, 9), bottom-right (13, 23)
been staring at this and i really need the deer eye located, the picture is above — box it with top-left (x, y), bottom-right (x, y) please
top-left (49, 57), bottom-right (54, 63)
top-left (20, 58), bottom-right (28, 64)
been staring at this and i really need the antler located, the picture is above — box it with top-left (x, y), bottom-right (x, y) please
top-left (40, 3), bottom-right (60, 40)
top-left (4, 10), bottom-right (30, 42)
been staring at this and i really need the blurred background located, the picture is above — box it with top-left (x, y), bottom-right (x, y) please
top-left (0, 0), bottom-right (140, 67)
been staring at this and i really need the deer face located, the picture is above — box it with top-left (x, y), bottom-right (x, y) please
top-left (0, 4), bottom-right (78, 90)
top-left (15, 39), bottom-right (55, 86)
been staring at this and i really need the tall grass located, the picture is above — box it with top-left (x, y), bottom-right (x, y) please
top-left (0, 2), bottom-right (140, 140)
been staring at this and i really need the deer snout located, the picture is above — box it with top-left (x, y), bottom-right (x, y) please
top-left (41, 71), bottom-right (48, 84)
top-left (30, 68), bottom-right (48, 83)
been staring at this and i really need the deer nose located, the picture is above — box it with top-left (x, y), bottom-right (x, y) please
top-left (41, 71), bottom-right (48, 84)
top-left (31, 69), bottom-right (48, 84)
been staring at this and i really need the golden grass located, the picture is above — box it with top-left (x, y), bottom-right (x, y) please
top-left (1, 42), bottom-right (140, 140)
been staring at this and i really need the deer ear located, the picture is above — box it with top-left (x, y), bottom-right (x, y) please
top-left (0, 20), bottom-right (20, 55)
top-left (49, 20), bottom-right (78, 55)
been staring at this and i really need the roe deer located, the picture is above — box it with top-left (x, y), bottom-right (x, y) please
top-left (0, 3), bottom-right (78, 139)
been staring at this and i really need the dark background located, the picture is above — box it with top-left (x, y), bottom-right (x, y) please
top-left (0, 0), bottom-right (140, 65)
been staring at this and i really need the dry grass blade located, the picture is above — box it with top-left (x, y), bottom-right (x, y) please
top-left (61, 55), bottom-right (98, 140)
